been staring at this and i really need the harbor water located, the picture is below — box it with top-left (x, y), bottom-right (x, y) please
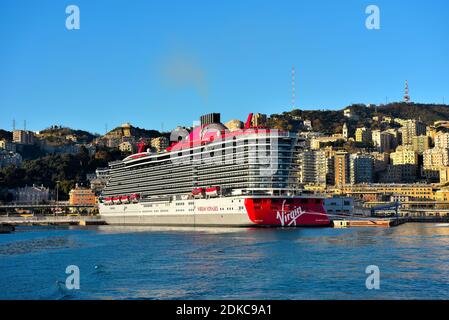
top-left (1, 223), bottom-right (449, 299)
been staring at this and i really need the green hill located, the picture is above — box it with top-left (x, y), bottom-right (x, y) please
top-left (38, 126), bottom-right (97, 146)
top-left (267, 102), bottom-right (449, 135)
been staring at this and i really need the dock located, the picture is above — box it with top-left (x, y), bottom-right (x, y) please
top-left (0, 216), bottom-right (106, 227)
top-left (333, 218), bottom-right (407, 228)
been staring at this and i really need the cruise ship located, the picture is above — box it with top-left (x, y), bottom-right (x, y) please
top-left (99, 113), bottom-right (330, 227)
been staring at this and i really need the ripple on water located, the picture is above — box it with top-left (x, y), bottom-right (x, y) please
top-left (0, 236), bottom-right (80, 255)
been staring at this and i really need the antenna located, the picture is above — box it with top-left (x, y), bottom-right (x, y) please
top-left (105, 123), bottom-right (108, 134)
top-left (291, 66), bottom-right (295, 110)
top-left (24, 120), bottom-right (26, 131)
top-left (404, 80), bottom-right (410, 103)
top-left (12, 119), bottom-right (15, 131)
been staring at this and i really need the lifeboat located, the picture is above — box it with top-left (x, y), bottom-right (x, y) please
top-left (206, 186), bottom-right (220, 198)
top-left (192, 188), bottom-right (205, 198)
top-left (104, 197), bottom-right (113, 205)
top-left (130, 193), bottom-right (140, 203)
top-left (120, 195), bottom-right (130, 204)
top-left (113, 197), bottom-right (121, 204)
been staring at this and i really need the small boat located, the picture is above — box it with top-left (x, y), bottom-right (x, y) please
top-left (435, 223), bottom-right (449, 227)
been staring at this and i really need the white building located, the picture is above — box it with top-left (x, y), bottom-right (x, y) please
top-left (14, 185), bottom-right (50, 204)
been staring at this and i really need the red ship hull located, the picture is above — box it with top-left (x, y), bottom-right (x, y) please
top-left (244, 198), bottom-right (330, 227)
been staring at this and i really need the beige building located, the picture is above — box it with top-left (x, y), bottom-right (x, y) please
top-left (69, 185), bottom-right (97, 206)
top-left (439, 167), bottom-right (449, 184)
top-left (355, 127), bottom-right (372, 145)
top-left (118, 141), bottom-right (135, 153)
top-left (412, 135), bottom-right (431, 154)
top-left (390, 149), bottom-right (418, 166)
top-left (310, 136), bottom-right (343, 150)
top-left (434, 132), bottom-right (449, 149)
top-left (13, 130), bottom-right (35, 145)
top-left (389, 148), bottom-right (418, 182)
top-left (400, 119), bottom-right (426, 145)
top-left (151, 137), bottom-right (169, 152)
top-left (423, 148), bottom-right (449, 168)
top-left (334, 151), bottom-right (350, 186)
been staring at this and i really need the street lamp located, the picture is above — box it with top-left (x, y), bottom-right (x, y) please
top-left (55, 181), bottom-right (60, 216)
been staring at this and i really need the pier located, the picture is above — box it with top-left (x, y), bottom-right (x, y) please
top-left (0, 215), bottom-right (106, 227)
top-left (333, 218), bottom-right (407, 228)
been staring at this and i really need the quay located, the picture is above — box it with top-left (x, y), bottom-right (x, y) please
top-left (333, 217), bottom-right (407, 228)
top-left (0, 216), bottom-right (106, 227)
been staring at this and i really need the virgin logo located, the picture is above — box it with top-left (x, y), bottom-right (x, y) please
top-left (276, 200), bottom-right (306, 226)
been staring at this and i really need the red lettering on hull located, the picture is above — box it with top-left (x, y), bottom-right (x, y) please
top-left (244, 198), bottom-right (330, 227)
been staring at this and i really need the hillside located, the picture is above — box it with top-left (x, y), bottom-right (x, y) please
top-left (267, 102), bottom-right (449, 135)
top-left (103, 123), bottom-right (164, 140)
top-left (0, 129), bottom-right (12, 141)
top-left (38, 126), bottom-right (97, 146)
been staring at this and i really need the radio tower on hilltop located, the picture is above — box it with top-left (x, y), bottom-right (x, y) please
top-left (404, 80), bottom-right (410, 103)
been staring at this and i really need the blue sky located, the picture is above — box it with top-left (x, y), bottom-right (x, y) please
top-left (1, 0), bottom-right (448, 134)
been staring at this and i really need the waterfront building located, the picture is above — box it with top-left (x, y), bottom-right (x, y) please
top-left (412, 135), bottom-right (431, 155)
top-left (150, 137), bottom-right (169, 152)
top-left (334, 151), bottom-right (350, 186)
top-left (298, 150), bottom-right (328, 185)
top-left (324, 197), bottom-right (354, 215)
top-left (12, 130), bottom-right (35, 145)
top-left (355, 127), bottom-right (372, 145)
top-left (13, 184), bottom-right (49, 204)
top-left (350, 154), bottom-right (374, 184)
top-left (338, 184), bottom-right (435, 201)
top-left (400, 119), bottom-right (426, 145)
top-left (69, 185), bottom-right (97, 206)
